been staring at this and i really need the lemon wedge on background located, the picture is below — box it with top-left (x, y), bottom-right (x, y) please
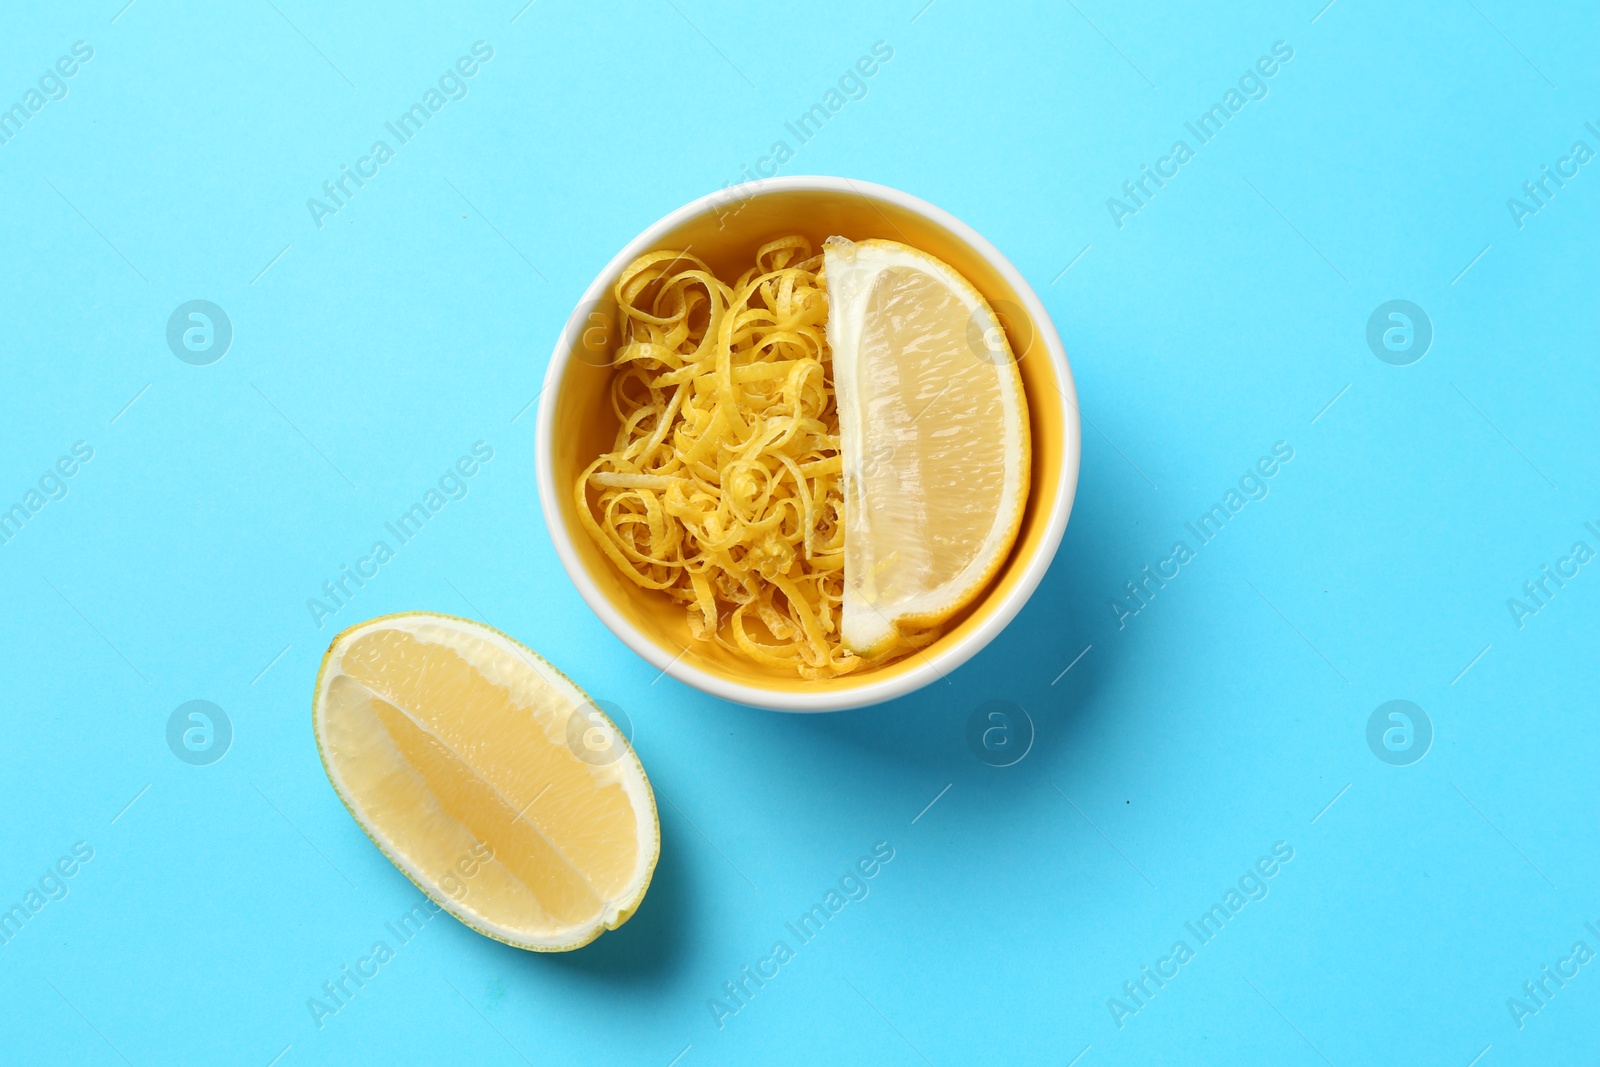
top-left (823, 237), bottom-right (1031, 656)
top-left (313, 612), bottom-right (658, 951)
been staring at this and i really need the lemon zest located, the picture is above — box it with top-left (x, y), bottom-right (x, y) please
top-left (575, 237), bottom-right (933, 678)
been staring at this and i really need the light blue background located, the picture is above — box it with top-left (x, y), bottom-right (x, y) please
top-left (2, 1), bottom-right (1596, 1064)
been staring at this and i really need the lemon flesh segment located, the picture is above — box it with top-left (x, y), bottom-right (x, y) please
top-left (313, 613), bottom-right (659, 951)
top-left (823, 238), bottom-right (1031, 656)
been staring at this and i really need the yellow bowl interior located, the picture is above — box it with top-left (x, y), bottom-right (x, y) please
top-left (545, 185), bottom-right (1067, 700)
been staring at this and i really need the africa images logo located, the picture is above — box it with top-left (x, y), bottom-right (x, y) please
top-left (305, 42), bottom-right (495, 230)
top-left (166, 301), bottom-right (233, 365)
top-left (1365, 701), bottom-right (1431, 767)
top-left (0, 441), bottom-right (94, 549)
top-left (1107, 842), bottom-right (1295, 1029)
top-left (1105, 41), bottom-right (1295, 229)
top-left (1110, 442), bottom-right (1294, 629)
top-left (1505, 120), bottom-right (1599, 231)
top-left (166, 700), bottom-right (232, 766)
top-left (1505, 522), bottom-right (1600, 630)
top-left (1365, 300), bottom-right (1431, 366)
top-left (707, 842), bottom-right (895, 1030)
top-left (707, 40), bottom-right (894, 228)
top-left (0, 40), bottom-right (94, 148)
top-left (305, 441), bottom-right (494, 629)
top-left (0, 842), bottom-right (94, 948)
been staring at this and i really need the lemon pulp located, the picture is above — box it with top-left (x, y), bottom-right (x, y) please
top-left (823, 238), bottom-right (1031, 655)
top-left (313, 613), bottom-right (658, 951)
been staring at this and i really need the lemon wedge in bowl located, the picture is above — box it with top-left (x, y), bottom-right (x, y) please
top-left (823, 237), bottom-right (1031, 656)
top-left (313, 612), bottom-right (659, 951)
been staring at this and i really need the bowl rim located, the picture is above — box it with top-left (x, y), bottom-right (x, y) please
top-left (535, 175), bottom-right (1081, 712)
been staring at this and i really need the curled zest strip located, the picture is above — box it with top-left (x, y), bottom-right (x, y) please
top-left (573, 236), bottom-right (933, 678)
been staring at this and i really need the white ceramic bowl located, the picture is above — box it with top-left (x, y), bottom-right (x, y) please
top-left (535, 176), bottom-right (1080, 711)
